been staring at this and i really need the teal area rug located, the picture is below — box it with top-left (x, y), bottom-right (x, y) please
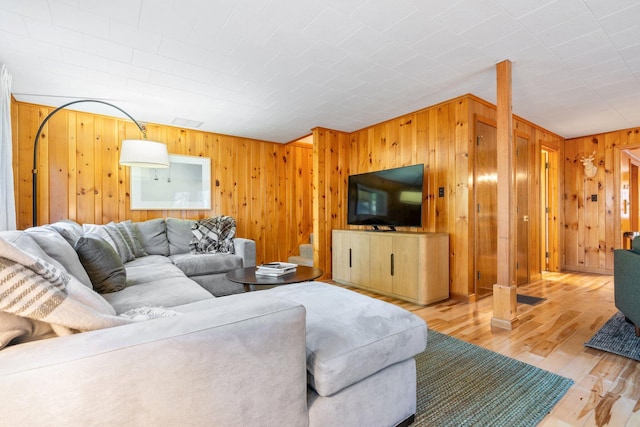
top-left (414, 330), bottom-right (573, 427)
top-left (585, 311), bottom-right (640, 361)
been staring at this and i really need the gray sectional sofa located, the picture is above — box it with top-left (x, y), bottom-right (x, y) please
top-left (0, 218), bottom-right (428, 426)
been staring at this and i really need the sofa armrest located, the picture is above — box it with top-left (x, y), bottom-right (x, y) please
top-left (0, 295), bottom-right (308, 426)
top-left (235, 237), bottom-right (256, 267)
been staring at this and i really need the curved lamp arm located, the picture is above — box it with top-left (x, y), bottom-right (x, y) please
top-left (31, 99), bottom-right (155, 226)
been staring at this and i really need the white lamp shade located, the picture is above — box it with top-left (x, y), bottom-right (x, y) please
top-left (120, 139), bottom-right (170, 168)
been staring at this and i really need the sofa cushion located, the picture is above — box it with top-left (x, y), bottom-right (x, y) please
top-left (24, 226), bottom-right (93, 288)
top-left (102, 276), bottom-right (214, 314)
top-left (48, 219), bottom-right (84, 246)
top-left (135, 218), bottom-right (169, 256)
top-left (0, 231), bottom-right (68, 273)
top-left (125, 260), bottom-right (187, 286)
top-left (189, 216), bottom-right (236, 254)
top-left (166, 218), bottom-right (196, 255)
top-left (169, 253), bottom-right (243, 276)
top-left (266, 282), bottom-right (428, 397)
top-left (75, 234), bottom-right (127, 294)
top-left (83, 222), bottom-right (135, 263)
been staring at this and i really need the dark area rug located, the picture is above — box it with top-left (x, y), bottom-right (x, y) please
top-left (585, 311), bottom-right (640, 361)
top-left (414, 330), bottom-right (573, 427)
top-left (517, 294), bottom-right (547, 305)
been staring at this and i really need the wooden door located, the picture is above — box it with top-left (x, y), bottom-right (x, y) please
top-left (474, 120), bottom-right (497, 299)
top-left (516, 134), bottom-right (529, 285)
top-left (331, 230), bottom-right (351, 282)
top-left (392, 235), bottom-right (419, 299)
top-left (350, 232), bottom-right (370, 286)
top-left (370, 234), bottom-right (393, 293)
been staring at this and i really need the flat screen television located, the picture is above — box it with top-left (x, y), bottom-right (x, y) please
top-left (347, 164), bottom-right (424, 230)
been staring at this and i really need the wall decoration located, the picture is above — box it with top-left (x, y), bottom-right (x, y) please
top-left (130, 154), bottom-right (211, 210)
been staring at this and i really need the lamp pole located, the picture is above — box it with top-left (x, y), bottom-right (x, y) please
top-left (31, 99), bottom-right (147, 226)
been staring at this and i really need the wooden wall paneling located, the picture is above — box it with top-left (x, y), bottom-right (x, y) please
top-left (610, 131), bottom-right (627, 254)
top-left (595, 136), bottom-right (607, 270)
top-left (337, 131), bottom-right (350, 233)
top-left (93, 116), bottom-right (104, 224)
top-left (277, 144), bottom-right (290, 261)
top-left (416, 110), bottom-right (433, 231)
top-left (14, 101), bottom-right (314, 268)
top-left (250, 141), bottom-right (263, 262)
top-left (100, 117), bottom-right (119, 223)
top-left (603, 133), bottom-right (615, 269)
top-left (312, 128), bottom-right (328, 275)
top-left (116, 121), bottom-right (127, 222)
top-left (436, 104), bottom-right (454, 235)
top-left (76, 112), bottom-right (96, 225)
top-left (36, 106), bottom-right (51, 226)
top-left (452, 99), bottom-right (472, 299)
top-left (11, 97), bottom-right (19, 224)
top-left (564, 140), bottom-right (580, 269)
top-left (48, 109), bottom-right (69, 224)
top-left (400, 113), bottom-right (416, 167)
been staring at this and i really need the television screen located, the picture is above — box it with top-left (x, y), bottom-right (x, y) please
top-left (347, 164), bottom-right (424, 228)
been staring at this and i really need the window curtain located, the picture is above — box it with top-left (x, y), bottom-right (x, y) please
top-left (0, 65), bottom-right (16, 231)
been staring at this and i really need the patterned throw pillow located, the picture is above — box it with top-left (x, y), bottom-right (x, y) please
top-left (189, 216), bottom-right (236, 254)
top-left (117, 220), bottom-right (147, 258)
top-left (83, 222), bottom-right (134, 263)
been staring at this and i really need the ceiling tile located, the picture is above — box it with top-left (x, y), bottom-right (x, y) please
top-left (434, 0), bottom-right (504, 34)
top-left (48, 1), bottom-right (110, 38)
top-left (109, 20), bottom-right (162, 53)
top-left (138, 1), bottom-right (197, 41)
top-left (353, 0), bottom-right (417, 32)
top-left (518, 0), bottom-right (590, 32)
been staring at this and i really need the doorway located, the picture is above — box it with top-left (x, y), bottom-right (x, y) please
top-left (516, 133), bottom-right (529, 285)
top-left (539, 146), bottom-right (560, 273)
top-left (474, 119), bottom-right (497, 299)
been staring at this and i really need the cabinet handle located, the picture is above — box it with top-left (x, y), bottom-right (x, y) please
top-left (391, 253), bottom-right (394, 276)
top-left (349, 248), bottom-right (352, 268)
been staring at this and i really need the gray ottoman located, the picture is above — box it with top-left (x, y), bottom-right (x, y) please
top-left (266, 282), bottom-right (428, 427)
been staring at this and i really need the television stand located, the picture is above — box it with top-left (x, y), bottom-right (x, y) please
top-left (371, 225), bottom-right (396, 232)
top-left (332, 230), bottom-right (449, 305)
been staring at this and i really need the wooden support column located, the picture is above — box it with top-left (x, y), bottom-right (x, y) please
top-left (491, 60), bottom-right (519, 330)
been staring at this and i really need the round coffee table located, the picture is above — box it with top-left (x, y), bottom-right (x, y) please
top-left (226, 265), bottom-right (324, 292)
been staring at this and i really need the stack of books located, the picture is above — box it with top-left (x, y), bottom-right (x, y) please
top-left (255, 262), bottom-right (297, 276)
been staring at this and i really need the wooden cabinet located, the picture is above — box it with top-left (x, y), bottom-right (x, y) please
top-left (332, 230), bottom-right (449, 305)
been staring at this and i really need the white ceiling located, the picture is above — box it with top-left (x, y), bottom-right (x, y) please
top-left (2, 0), bottom-right (640, 143)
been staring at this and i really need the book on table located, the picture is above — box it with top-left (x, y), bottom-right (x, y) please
top-left (256, 262), bottom-right (297, 276)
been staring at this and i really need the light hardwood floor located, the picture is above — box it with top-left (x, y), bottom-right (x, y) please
top-left (334, 271), bottom-right (639, 427)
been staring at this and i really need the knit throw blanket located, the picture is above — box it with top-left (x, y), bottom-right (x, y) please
top-left (189, 215), bottom-right (236, 254)
top-left (0, 237), bottom-right (177, 338)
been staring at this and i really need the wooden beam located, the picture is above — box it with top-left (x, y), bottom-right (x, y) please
top-left (492, 60), bottom-right (519, 330)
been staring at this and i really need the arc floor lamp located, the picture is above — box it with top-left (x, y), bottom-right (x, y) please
top-left (32, 99), bottom-right (170, 226)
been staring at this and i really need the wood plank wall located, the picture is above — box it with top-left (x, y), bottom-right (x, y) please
top-left (564, 127), bottom-right (640, 273)
top-left (313, 94), bottom-right (564, 301)
top-left (11, 100), bottom-right (313, 266)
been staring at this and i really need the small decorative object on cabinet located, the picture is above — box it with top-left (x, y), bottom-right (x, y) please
top-left (332, 229), bottom-right (449, 305)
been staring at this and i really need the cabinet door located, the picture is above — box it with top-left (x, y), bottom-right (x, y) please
top-left (369, 234), bottom-right (393, 293)
top-left (350, 233), bottom-right (370, 286)
top-left (392, 236), bottom-right (419, 299)
top-left (332, 231), bottom-right (351, 282)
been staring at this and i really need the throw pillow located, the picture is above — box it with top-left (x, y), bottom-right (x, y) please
top-left (83, 222), bottom-right (135, 263)
top-left (75, 233), bottom-right (127, 294)
top-left (116, 220), bottom-right (147, 258)
top-left (189, 216), bottom-right (236, 254)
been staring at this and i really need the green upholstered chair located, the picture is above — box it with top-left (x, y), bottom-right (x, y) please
top-left (614, 236), bottom-right (640, 336)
